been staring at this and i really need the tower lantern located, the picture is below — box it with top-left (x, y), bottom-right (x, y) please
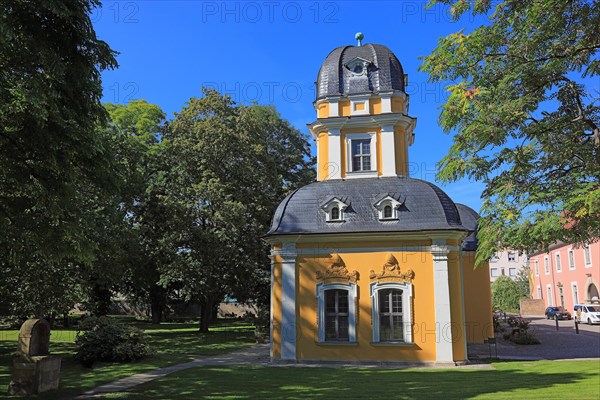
top-left (308, 40), bottom-right (417, 181)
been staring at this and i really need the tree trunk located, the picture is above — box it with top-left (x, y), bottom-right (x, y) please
top-left (149, 284), bottom-right (165, 325)
top-left (91, 284), bottom-right (112, 316)
top-left (199, 300), bottom-right (213, 333)
top-left (150, 301), bottom-right (162, 324)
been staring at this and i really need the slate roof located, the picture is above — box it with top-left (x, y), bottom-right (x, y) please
top-left (266, 177), bottom-right (474, 237)
top-left (455, 203), bottom-right (480, 251)
top-left (316, 44), bottom-right (405, 100)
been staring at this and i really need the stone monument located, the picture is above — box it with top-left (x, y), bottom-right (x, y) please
top-left (8, 319), bottom-right (61, 395)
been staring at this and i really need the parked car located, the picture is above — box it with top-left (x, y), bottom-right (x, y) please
top-left (545, 306), bottom-right (572, 320)
top-left (574, 304), bottom-right (600, 325)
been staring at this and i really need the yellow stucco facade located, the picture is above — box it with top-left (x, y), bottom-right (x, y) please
top-left (269, 236), bottom-right (493, 363)
top-left (312, 94), bottom-right (413, 180)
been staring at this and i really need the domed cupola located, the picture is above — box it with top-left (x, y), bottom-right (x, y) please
top-left (309, 34), bottom-right (417, 181)
top-left (316, 42), bottom-right (406, 100)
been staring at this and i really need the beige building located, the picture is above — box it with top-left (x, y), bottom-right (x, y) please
top-left (489, 250), bottom-right (528, 282)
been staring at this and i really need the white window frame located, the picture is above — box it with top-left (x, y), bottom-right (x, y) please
top-left (558, 286), bottom-right (565, 308)
top-left (583, 244), bottom-right (592, 267)
top-left (509, 268), bottom-right (517, 277)
top-left (555, 252), bottom-right (562, 272)
top-left (571, 282), bottom-right (579, 305)
top-left (373, 195), bottom-right (402, 221)
top-left (544, 256), bottom-right (550, 275)
top-left (546, 284), bottom-right (553, 306)
top-left (490, 268), bottom-right (498, 277)
top-left (507, 252), bottom-right (516, 262)
top-left (370, 282), bottom-right (413, 343)
top-left (316, 282), bottom-right (357, 343)
top-left (537, 286), bottom-right (542, 300)
top-left (345, 133), bottom-right (377, 178)
top-left (568, 248), bottom-right (576, 270)
top-left (321, 198), bottom-right (348, 222)
top-left (534, 260), bottom-right (539, 276)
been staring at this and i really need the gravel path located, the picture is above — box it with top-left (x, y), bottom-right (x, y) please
top-left (468, 317), bottom-right (600, 361)
top-left (74, 344), bottom-right (271, 399)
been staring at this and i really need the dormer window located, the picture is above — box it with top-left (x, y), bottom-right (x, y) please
top-left (383, 205), bottom-right (392, 219)
top-left (373, 194), bottom-right (403, 220)
top-left (345, 57), bottom-right (370, 77)
top-left (331, 207), bottom-right (340, 220)
top-left (321, 197), bottom-right (349, 222)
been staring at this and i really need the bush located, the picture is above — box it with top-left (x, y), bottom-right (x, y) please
top-left (492, 276), bottom-right (525, 313)
top-left (506, 316), bottom-right (531, 331)
top-left (501, 316), bottom-right (540, 345)
top-left (492, 314), bottom-right (505, 334)
top-left (75, 317), bottom-right (151, 367)
top-left (510, 330), bottom-right (541, 345)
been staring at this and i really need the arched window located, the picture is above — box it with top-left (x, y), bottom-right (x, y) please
top-left (378, 288), bottom-right (404, 341)
top-left (331, 207), bottom-right (340, 220)
top-left (370, 282), bottom-right (413, 343)
top-left (383, 205), bottom-right (392, 219)
top-left (321, 198), bottom-right (348, 222)
top-left (374, 196), bottom-right (400, 220)
top-left (316, 282), bottom-right (357, 343)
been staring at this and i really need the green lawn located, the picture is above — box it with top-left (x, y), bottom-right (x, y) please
top-left (0, 319), bottom-right (255, 399)
top-left (103, 360), bottom-right (600, 400)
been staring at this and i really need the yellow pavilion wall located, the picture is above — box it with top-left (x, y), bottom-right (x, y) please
top-left (462, 252), bottom-right (494, 343)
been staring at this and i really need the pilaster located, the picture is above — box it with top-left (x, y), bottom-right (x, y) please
top-left (431, 239), bottom-right (453, 362)
top-left (327, 128), bottom-right (342, 179)
top-left (280, 242), bottom-right (297, 360)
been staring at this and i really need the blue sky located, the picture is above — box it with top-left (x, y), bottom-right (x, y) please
top-left (93, 0), bottom-right (489, 210)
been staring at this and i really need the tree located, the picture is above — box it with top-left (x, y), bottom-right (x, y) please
top-left (491, 276), bottom-right (524, 312)
top-left (102, 100), bottom-right (176, 323)
top-left (163, 89), bottom-right (314, 332)
top-left (0, 1), bottom-right (118, 317)
top-left (515, 265), bottom-right (531, 298)
top-left (420, 0), bottom-right (600, 265)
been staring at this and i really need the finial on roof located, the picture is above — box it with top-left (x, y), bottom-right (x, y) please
top-left (355, 32), bottom-right (364, 46)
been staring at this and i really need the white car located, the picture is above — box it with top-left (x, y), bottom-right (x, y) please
top-left (574, 304), bottom-right (600, 325)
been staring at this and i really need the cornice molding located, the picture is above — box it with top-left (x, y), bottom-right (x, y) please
top-left (307, 113), bottom-right (416, 138)
top-left (431, 240), bottom-right (450, 261)
top-left (266, 230), bottom-right (467, 245)
top-left (312, 91), bottom-right (408, 108)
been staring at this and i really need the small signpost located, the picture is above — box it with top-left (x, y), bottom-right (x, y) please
top-left (484, 337), bottom-right (498, 359)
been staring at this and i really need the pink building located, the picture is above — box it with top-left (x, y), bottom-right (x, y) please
top-left (530, 241), bottom-right (600, 312)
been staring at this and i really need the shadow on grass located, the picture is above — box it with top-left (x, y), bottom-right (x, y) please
top-left (109, 362), bottom-right (600, 400)
top-left (147, 326), bottom-right (256, 359)
top-left (0, 322), bottom-right (256, 399)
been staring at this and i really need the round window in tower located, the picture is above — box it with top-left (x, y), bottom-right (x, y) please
top-left (353, 64), bottom-right (363, 74)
